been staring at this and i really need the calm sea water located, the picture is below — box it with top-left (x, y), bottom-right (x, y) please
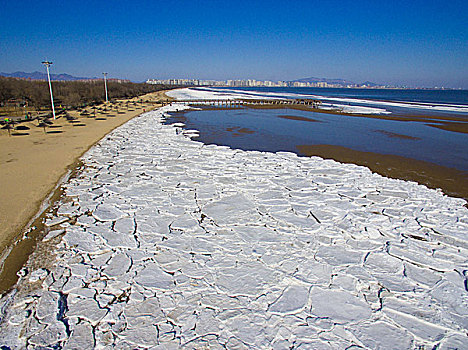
top-left (214, 87), bottom-right (468, 106)
top-left (166, 88), bottom-right (468, 172)
top-left (198, 87), bottom-right (468, 117)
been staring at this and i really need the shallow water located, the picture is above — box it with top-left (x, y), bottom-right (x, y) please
top-left (215, 87), bottom-right (468, 106)
top-left (166, 107), bottom-right (468, 172)
top-left (184, 87), bottom-right (468, 117)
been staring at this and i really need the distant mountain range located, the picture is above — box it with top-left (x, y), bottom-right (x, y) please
top-left (0, 71), bottom-right (97, 81)
top-left (294, 77), bottom-right (382, 87)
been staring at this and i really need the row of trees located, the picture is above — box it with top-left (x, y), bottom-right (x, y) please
top-left (0, 77), bottom-right (174, 109)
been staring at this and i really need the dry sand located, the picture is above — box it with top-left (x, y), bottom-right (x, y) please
top-left (0, 90), bottom-right (172, 261)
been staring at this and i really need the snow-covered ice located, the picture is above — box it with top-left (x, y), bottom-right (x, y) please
top-left (0, 104), bottom-right (467, 349)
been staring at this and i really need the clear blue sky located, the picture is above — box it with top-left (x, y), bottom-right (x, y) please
top-left (1, 0), bottom-right (467, 88)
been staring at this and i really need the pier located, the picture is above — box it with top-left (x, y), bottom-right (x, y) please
top-left (161, 98), bottom-right (321, 108)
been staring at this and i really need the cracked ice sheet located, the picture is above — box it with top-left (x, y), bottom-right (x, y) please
top-left (1, 104), bottom-right (468, 349)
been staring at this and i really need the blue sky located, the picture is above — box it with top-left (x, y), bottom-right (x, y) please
top-left (1, 0), bottom-right (467, 87)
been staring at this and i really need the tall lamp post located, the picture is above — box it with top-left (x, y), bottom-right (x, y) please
top-left (103, 72), bottom-right (109, 103)
top-left (42, 60), bottom-right (56, 119)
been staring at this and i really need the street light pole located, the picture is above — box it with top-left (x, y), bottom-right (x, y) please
top-left (103, 72), bottom-right (109, 103)
top-left (42, 60), bottom-right (56, 119)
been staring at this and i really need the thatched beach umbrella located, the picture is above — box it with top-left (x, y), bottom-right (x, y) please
top-left (37, 121), bottom-right (48, 133)
top-left (1, 123), bottom-right (14, 136)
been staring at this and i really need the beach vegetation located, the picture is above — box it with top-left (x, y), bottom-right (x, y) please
top-left (0, 76), bottom-right (174, 112)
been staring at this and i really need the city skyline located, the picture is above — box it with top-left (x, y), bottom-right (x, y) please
top-left (1, 0), bottom-right (467, 88)
top-left (146, 78), bottom-right (397, 89)
top-left (2, 71), bottom-right (453, 89)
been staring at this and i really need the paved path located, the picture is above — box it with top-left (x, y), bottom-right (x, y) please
top-left (1, 105), bottom-right (467, 349)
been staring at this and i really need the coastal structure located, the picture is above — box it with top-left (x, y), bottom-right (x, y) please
top-left (161, 98), bottom-right (322, 108)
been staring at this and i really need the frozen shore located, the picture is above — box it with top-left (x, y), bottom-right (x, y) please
top-left (0, 104), bottom-right (467, 349)
top-left (166, 88), bottom-right (390, 114)
top-left (167, 87), bottom-right (468, 114)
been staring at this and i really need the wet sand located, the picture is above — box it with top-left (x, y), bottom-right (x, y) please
top-left (373, 130), bottom-right (421, 140)
top-left (297, 144), bottom-right (468, 201)
top-left (0, 90), bottom-right (172, 286)
top-left (427, 122), bottom-right (468, 134)
top-left (226, 127), bottom-right (256, 136)
top-left (278, 115), bottom-right (323, 123)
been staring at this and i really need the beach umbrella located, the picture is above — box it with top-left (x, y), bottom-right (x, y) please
top-left (1, 123), bottom-right (13, 136)
top-left (37, 121), bottom-right (48, 133)
top-left (15, 125), bottom-right (30, 131)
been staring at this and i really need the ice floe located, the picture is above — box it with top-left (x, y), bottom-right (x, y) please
top-left (0, 103), bottom-right (467, 349)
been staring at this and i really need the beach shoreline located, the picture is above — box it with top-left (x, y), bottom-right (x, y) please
top-left (297, 144), bottom-right (468, 202)
top-left (0, 90), bottom-right (173, 287)
top-left (1, 104), bottom-right (466, 348)
top-left (164, 106), bottom-right (468, 202)
top-left (1, 87), bottom-right (466, 292)
top-left (164, 87), bottom-right (468, 201)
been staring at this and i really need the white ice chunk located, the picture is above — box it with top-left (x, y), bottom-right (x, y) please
top-left (315, 245), bottom-right (363, 266)
top-left (93, 205), bottom-right (125, 222)
top-left (268, 285), bottom-right (310, 314)
top-left (134, 264), bottom-right (174, 289)
top-left (64, 322), bottom-right (95, 348)
top-left (310, 287), bottom-right (371, 323)
top-left (67, 297), bottom-right (107, 324)
top-left (350, 321), bottom-right (413, 349)
top-left (44, 216), bottom-right (68, 227)
top-left (203, 193), bottom-right (260, 225)
top-left (103, 253), bottom-right (131, 278)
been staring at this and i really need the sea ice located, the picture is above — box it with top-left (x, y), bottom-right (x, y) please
top-left (92, 204), bottom-right (125, 222)
top-left (268, 285), bottom-right (310, 313)
top-left (310, 287), bottom-right (372, 323)
top-left (134, 263), bottom-right (175, 290)
top-left (350, 321), bottom-right (414, 349)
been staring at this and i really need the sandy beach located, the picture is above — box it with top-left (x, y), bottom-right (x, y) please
top-left (0, 90), bottom-right (171, 270)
